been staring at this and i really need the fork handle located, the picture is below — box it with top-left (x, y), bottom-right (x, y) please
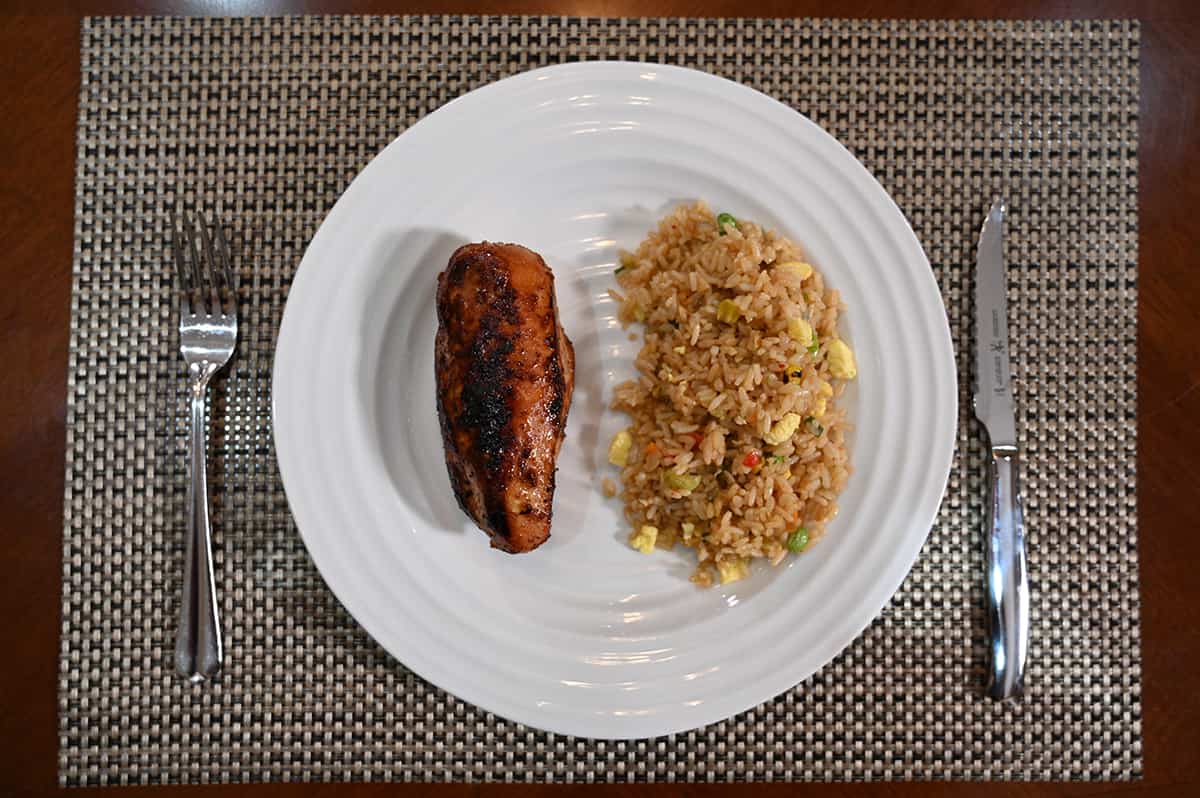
top-left (175, 380), bottom-right (223, 682)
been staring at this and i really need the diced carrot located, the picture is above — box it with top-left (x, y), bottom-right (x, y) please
top-left (742, 450), bottom-right (762, 469)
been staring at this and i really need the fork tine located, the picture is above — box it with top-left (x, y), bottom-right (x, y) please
top-left (211, 215), bottom-right (237, 316)
top-left (170, 212), bottom-right (194, 314)
top-left (196, 214), bottom-right (223, 314)
top-left (180, 211), bottom-right (207, 313)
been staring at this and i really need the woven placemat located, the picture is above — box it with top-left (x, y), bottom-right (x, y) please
top-left (59, 16), bottom-right (1140, 785)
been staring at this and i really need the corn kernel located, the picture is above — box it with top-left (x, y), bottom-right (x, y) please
top-left (718, 557), bottom-right (750, 585)
top-left (763, 412), bottom-right (803, 445)
top-left (812, 397), bottom-right (828, 419)
top-left (775, 261), bottom-right (814, 281)
top-left (828, 339), bottom-right (857, 379)
top-left (607, 430), bottom-right (633, 466)
top-left (787, 317), bottom-right (814, 347)
top-left (630, 525), bottom-right (658, 554)
top-left (716, 299), bottom-right (742, 324)
top-left (662, 471), bottom-right (701, 493)
top-left (818, 379), bottom-right (834, 397)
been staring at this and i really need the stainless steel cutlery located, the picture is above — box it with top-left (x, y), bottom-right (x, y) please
top-left (169, 211), bottom-right (237, 683)
top-left (972, 198), bottom-right (1030, 699)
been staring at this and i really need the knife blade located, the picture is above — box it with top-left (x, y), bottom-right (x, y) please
top-left (973, 198), bottom-right (1029, 700)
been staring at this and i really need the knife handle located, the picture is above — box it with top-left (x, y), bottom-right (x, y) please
top-left (983, 445), bottom-right (1029, 699)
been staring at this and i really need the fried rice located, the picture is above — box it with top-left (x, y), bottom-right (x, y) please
top-left (607, 202), bottom-right (856, 587)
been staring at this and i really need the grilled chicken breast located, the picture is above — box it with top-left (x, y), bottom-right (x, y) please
top-left (435, 243), bottom-right (575, 553)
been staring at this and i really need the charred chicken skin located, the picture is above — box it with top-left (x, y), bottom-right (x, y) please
top-left (434, 243), bottom-right (575, 553)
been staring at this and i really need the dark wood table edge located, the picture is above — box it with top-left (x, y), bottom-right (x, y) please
top-left (1, 2), bottom-right (1197, 795)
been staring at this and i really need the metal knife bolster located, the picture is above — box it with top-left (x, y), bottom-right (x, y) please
top-left (983, 443), bottom-right (1029, 699)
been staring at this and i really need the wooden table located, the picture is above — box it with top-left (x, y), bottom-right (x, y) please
top-left (2, 2), bottom-right (1196, 795)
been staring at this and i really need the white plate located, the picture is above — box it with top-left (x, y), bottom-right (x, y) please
top-left (273, 62), bottom-right (956, 739)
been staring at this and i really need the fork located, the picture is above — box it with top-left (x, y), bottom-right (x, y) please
top-left (170, 211), bottom-right (238, 683)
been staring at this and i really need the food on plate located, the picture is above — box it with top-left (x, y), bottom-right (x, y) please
top-left (435, 242), bottom-right (575, 553)
top-left (608, 202), bottom-right (856, 586)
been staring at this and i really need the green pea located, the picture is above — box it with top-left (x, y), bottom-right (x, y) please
top-left (717, 212), bottom-right (738, 234)
top-left (787, 527), bottom-right (810, 552)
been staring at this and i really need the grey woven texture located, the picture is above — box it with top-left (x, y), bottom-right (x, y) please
top-left (60, 16), bottom-right (1140, 785)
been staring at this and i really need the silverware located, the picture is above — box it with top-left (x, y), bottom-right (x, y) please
top-left (170, 211), bottom-right (238, 683)
top-left (973, 198), bottom-right (1029, 699)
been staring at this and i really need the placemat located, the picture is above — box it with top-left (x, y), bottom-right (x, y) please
top-left (59, 15), bottom-right (1141, 785)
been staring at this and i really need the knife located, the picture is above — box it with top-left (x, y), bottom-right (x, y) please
top-left (973, 198), bottom-right (1029, 700)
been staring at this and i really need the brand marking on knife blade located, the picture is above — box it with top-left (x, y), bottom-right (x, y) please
top-left (990, 309), bottom-right (1006, 393)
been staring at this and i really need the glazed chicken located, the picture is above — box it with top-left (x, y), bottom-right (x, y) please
top-left (435, 243), bottom-right (575, 553)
